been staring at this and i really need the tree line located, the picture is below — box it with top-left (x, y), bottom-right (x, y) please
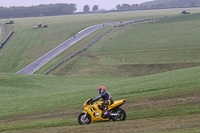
top-left (1, 0), bottom-right (200, 19)
top-left (141, 0), bottom-right (200, 8)
top-left (0, 3), bottom-right (77, 18)
top-left (0, 4), bottom-right (101, 18)
top-left (116, 0), bottom-right (200, 11)
top-left (83, 5), bottom-right (99, 13)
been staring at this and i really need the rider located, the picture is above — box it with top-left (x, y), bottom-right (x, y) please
top-left (92, 86), bottom-right (114, 116)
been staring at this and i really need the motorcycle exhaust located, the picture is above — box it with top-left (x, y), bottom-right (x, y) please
top-left (109, 113), bottom-right (119, 117)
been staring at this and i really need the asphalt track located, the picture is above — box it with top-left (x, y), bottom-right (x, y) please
top-left (16, 21), bottom-right (125, 74)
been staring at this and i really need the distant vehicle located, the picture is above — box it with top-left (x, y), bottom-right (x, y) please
top-left (38, 23), bottom-right (42, 28)
top-left (33, 24), bottom-right (48, 29)
top-left (181, 11), bottom-right (190, 14)
top-left (5, 20), bottom-right (14, 24)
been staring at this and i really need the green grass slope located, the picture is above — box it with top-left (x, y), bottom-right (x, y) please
top-left (0, 8), bottom-right (199, 73)
top-left (0, 8), bottom-right (200, 133)
top-left (0, 66), bottom-right (200, 132)
top-left (48, 12), bottom-right (200, 77)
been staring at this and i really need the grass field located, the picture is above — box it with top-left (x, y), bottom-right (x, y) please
top-left (0, 8), bottom-right (200, 133)
top-left (0, 8), bottom-right (199, 73)
top-left (0, 66), bottom-right (200, 132)
top-left (46, 11), bottom-right (200, 77)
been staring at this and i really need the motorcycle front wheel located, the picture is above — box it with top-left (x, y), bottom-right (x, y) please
top-left (111, 108), bottom-right (126, 121)
top-left (78, 113), bottom-right (91, 125)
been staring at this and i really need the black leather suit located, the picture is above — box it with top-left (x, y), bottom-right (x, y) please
top-left (93, 90), bottom-right (114, 109)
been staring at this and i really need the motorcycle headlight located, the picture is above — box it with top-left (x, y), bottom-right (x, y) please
top-left (96, 112), bottom-right (100, 116)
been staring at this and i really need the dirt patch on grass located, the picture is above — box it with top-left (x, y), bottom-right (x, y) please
top-left (0, 107), bottom-right (81, 126)
top-left (59, 61), bottom-right (200, 77)
top-left (124, 96), bottom-right (200, 111)
top-left (50, 45), bottom-right (200, 77)
top-left (7, 114), bottom-right (200, 133)
top-left (117, 63), bottom-right (200, 77)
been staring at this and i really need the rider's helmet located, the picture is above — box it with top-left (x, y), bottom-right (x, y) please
top-left (99, 86), bottom-right (106, 94)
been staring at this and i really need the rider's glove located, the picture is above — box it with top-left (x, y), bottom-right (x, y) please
top-left (90, 100), bottom-right (95, 104)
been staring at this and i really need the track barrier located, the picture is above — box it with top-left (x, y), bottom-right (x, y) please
top-left (0, 31), bottom-right (14, 49)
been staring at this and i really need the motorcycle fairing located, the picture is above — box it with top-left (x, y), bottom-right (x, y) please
top-left (82, 98), bottom-right (126, 122)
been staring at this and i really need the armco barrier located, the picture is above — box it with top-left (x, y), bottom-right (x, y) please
top-left (0, 31), bottom-right (14, 49)
top-left (43, 16), bottom-right (169, 75)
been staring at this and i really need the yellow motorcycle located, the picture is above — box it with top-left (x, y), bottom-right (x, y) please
top-left (78, 98), bottom-right (126, 125)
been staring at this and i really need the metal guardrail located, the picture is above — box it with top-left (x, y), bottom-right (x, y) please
top-left (43, 16), bottom-right (169, 75)
top-left (0, 31), bottom-right (14, 49)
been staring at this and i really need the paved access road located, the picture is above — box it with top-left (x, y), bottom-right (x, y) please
top-left (16, 21), bottom-right (124, 74)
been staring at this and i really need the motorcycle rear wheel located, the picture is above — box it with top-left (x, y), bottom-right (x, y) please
top-left (78, 113), bottom-right (91, 125)
top-left (111, 108), bottom-right (126, 121)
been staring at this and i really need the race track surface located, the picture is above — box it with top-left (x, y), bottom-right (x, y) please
top-left (16, 21), bottom-right (123, 74)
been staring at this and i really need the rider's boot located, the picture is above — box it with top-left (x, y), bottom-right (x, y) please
top-left (103, 108), bottom-right (109, 116)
